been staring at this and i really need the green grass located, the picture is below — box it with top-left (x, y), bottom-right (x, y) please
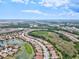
top-left (5, 42), bottom-right (35, 59)
top-left (28, 30), bottom-right (78, 59)
top-left (23, 43), bottom-right (34, 54)
top-left (15, 43), bottom-right (34, 59)
top-left (75, 43), bottom-right (79, 52)
top-left (74, 42), bottom-right (79, 59)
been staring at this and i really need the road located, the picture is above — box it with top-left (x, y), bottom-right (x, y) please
top-left (20, 33), bottom-right (50, 59)
top-left (18, 29), bottom-right (58, 59)
top-left (34, 39), bottom-right (50, 59)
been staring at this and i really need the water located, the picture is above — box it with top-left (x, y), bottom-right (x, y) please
top-left (0, 39), bottom-right (34, 59)
top-left (0, 39), bottom-right (24, 47)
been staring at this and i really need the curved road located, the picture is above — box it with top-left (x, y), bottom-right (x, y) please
top-left (34, 39), bottom-right (50, 59)
top-left (19, 29), bottom-right (58, 59)
top-left (0, 29), bottom-right (58, 59)
top-left (20, 33), bottom-right (50, 59)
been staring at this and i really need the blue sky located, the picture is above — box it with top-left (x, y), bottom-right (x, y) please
top-left (0, 0), bottom-right (79, 19)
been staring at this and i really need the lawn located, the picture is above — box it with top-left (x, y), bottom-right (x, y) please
top-left (24, 43), bottom-right (34, 54)
top-left (15, 43), bottom-right (34, 59)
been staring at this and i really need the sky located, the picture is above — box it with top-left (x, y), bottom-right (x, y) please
top-left (0, 0), bottom-right (79, 20)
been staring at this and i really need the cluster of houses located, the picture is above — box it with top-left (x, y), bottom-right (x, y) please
top-left (38, 39), bottom-right (59, 59)
top-left (0, 31), bottom-right (23, 40)
top-left (36, 38), bottom-right (59, 59)
top-left (20, 36), bottom-right (44, 59)
top-left (0, 28), bottom-right (59, 59)
top-left (32, 40), bottom-right (43, 59)
top-left (61, 26), bottom-right (79, 33)
top-left (0, 45), bottom-right (19, 59)
top-left (0, 29), bottom-right (23, 59)
top-left (56, 31), bottom-right (79, 42)
top-left (0, 28), bottom-right (23, 34)
top-left (20, 34), bottom-right (59, 59)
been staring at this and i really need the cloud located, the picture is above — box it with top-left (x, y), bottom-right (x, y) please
top-left (11, 0), bottom-right (29, 4)
top-left (38, 0), bottom-right (79, 13)
top-left (21, 9), bottom-right (48, 15)
top-left (11, 0), bottom-right (70, 7)
top-left (39, 0), bottom-right (69, 7)
top-left (12, 0), bottom-right (24, 3)
top-left (30, 1), bottom-right (36, 4)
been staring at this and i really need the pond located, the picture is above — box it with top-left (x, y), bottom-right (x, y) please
top-left (0, 39), bottom-right (24, 47)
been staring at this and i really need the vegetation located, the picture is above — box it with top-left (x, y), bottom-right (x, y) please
top-left (28, 30), bottom-right (78, 59)
top-left (75, 43), bottom-right (79, 53)
top-left (57, 33), bottom-right (72, 42)
top-left (5, 43), bottom-right (34, 59)
top-left (16, 43), bottom-right (34, 59)
top-left (23, 43), bottom-right (34, 54)
top-left (1, 23), bottom-right (30, 28)
top-left (72, 32), bottom-right (79, 35)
